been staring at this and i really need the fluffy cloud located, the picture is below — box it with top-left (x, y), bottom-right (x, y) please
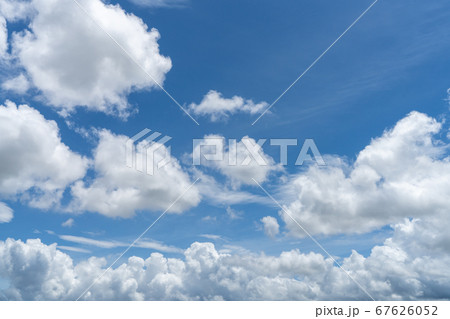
top-left (0, 202), bottom-right (13, 223)
top-left (1, 216), bottom-right (450, 301)
top-left (70, 130), bottom-right (200, 218)
top-left (193, 135), bottom-right (280, 187)
top-left (261, 216), bottom-right (279, 239)
top-left (8, 0), bottom-right (172, 116)
top-left (189, 90), bottom-right (268, 122)
top-left (0, 101), bottom-right (88, 208)
top-left (280, 111), bottom-right (450, 237)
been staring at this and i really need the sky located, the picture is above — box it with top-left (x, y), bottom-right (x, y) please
top-left (0, 0), bottom-right (449, 300)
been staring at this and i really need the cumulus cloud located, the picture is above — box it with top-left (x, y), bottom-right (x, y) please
top-left (7, 0), bottom-right (172, 116)
top-left (193, 135), bottom-right (280, 187)
top-left (280, 111), bottom-right (450, 237)
top-left (1, 74), bottom-right (30, 94)
top-left (0, 101), bottom-right (88, 208)
top-left (70, 129), bottom-right (200, 218)
top-left (189, 90), bottom-right (268, 122)
top-left (0, 202), bottom-right (13, 223)
top-left (1, 217), bottom-right (450, 301)
top-left (261, 216), bottom-right (279, 239)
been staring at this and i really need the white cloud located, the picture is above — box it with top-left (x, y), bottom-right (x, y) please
top-left (70, 129), bottom-right (200, 218)
top-left (57, 246), bottom-right (91, 254)
top-left (261, 216), bottom-right (279, 239)
top-left (280, 111), bottom-right (450, 237)
top-left (1, 74), bottom-right (30, 94)
top-left (1, 218), bottom-right (450, 301)
top-left (0, 16), bottom-right (7, 59)
top-left (0, 202), bottom-right (13, 223)
top-left (59, 235), bottom-right (118, 249)
top-left (193, 135), bottom-right (280, 187)
top-left (201, 215), bottom-right (216, 222)
top-left (0, 101), bottom-right (88, 208)
top-left (61, 218), bottom-right (74, 228)
top-left (128, 0), bottom-right (188, 8)
top-left (199, 234), bottom-right (222, 241)
top-left (226, 206), bottom-right (242, 220)
top-left (0, 0), bottom-right (33, 22)
top-left (58, 234), bottom-right (182, 254)
top-left (8, 0), bottom-right (172, 117)
top-left (189, 90), bottom-right (268, 122)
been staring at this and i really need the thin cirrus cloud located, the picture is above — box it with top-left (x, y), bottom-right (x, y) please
top-left (2, 0), bottom-right (172, 117)
top-left (58, 234), bottom-right (183, 254)
top-left (188, 90), bottom-right (269, 122)
top-left (128, 0), bottom-right (189, 8)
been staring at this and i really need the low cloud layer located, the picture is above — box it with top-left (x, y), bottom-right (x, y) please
top-left (1, 215), bottom-right (449, 301)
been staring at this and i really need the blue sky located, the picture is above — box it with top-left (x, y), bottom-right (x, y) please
top-left (0, 0), bottom-right (449, 300)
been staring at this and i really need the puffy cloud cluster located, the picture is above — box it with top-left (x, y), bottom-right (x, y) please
top-left (70, 130), bottom-right (200, 218)
top-left (0, 101), bottom-right (88, 209)
top-left (280, 111), bottom-right (450, 237)
top-left (1, 216), bottom-right (450, 301)
top-left (189, 90), bottom-right (268, 122)
top-left (3, 0), bottom-right (172, 116)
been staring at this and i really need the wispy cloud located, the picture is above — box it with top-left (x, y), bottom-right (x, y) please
top-left (200, 234), bottom-right (223, 241)
top-left (128, 0), bottom-right (188, 8)
top-left (57, 245), bottom-right (91, 254)
top-left (58, 234), bottom-right (183, 254)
